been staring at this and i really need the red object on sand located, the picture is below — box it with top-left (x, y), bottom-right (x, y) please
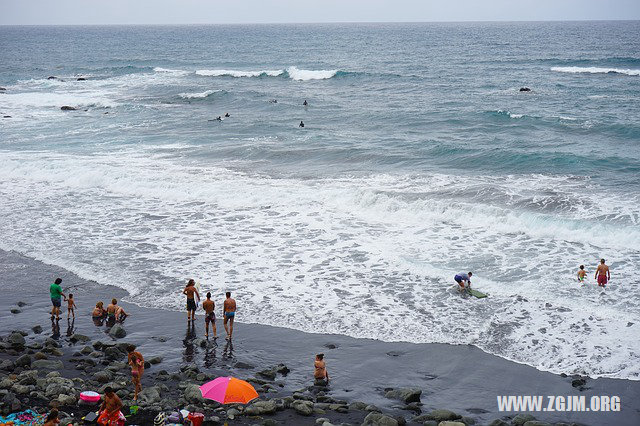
top-left (187, 412), bottom-right (204, 426)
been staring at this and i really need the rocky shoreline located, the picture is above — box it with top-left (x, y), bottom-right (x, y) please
top-left (2, 319), bottom-right (578, 426)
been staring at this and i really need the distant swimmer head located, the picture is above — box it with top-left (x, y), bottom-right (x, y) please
top-left (55, 278), bottom-right (62, 285)
top-left (299, 121), bottom-right (305, 127)
top-left (303, 100), bottom-right (308, 105)
top-left (224, 112), bottom-right (230, 117)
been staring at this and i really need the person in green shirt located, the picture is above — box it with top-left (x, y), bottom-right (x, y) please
top-left (49, 278), bottom-right (66, 320)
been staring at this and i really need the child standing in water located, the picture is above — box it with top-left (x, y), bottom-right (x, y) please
top-left (67, 293), bottom-right (77, 318)
top-left (577, 265), bottom-right (587, 283)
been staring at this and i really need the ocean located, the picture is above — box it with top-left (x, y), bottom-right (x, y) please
top-left (1, 21), bottom-right (639, 381)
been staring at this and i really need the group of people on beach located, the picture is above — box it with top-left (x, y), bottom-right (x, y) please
top-left (183, 279), bottom-right (237, 340)
top-left (91, 298), bottom-right (129, 325)
top-left (49, 278), bottom-right (77, 321)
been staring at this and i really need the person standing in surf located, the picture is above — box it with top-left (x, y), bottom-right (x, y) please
top-left (577, 265), bottom-right (587, 283)
top-left (183, 279), bottom-right (200, 321)
top-left (595, 259), bottom-right (610, 287)
top-left (202, 292), bottom-right (216, 338)
top-left (223, 291), bottom-right (236, 340)
top-left (454, 272), bottom-right (472, 292)
top-left (49, 278), bottom-right (66, 321)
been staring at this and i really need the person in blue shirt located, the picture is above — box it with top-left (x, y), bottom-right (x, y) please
top-left (454, 272), bottom-right (473, 292)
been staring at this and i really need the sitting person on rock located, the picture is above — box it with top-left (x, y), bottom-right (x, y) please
top-left (98, 386), bottom-right (123, 426)
top-left (44, 408), bottom-right (59, 426)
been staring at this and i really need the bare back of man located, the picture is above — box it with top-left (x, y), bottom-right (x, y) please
top-left (595, 260), bottom-right (610, 287)
top-left (223, 293), bottom-right (236, 340)
top-left (202, 296), bottom-right (216, 338)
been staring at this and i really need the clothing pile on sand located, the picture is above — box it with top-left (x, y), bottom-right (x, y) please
top-left (0, 409), bottom-right (44, 425)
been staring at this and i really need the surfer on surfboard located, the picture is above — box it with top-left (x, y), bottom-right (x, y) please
top-left (454, 272), bottom-right (472, 293)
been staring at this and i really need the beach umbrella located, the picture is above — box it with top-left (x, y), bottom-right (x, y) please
top-left (199, 377), bottom-right (259, 404)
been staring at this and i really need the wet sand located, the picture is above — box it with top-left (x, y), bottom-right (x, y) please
top-left (1, 249), bottom-right (639, 425)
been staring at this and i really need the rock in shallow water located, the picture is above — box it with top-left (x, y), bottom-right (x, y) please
top-left (108, 324), bottom-right (127, 338)
top-left (384, 387), bottom-right (422, 404)
top-left (363, 411), bottom-right (399, 426)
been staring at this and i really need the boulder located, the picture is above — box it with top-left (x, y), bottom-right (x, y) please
top-left (519, 87), bottom-right (531, 92)
top-left (10, 308), bottom-right (21, 314)
top-left (522, 422), bottom-right (551, 426)
top-left (148, 356), bottom-right (163, 365)
top-left (15, 354), bottom-right (31, 368)
top-left (57, 394), bottom-right (77, 406)
top-left (104, 347), bottom-right (124, 360)
top-left (384, 387), bottom-right (422, 404)
top-left (414, 410), bottom-right (461, 423)
top-left (32, 325), bottom-right (43, 334)
top-left (70, 334), bottom-right (90, 343)
top-left (60, 106), bottom-right (76, 111)
top-left (32, 359), bottom-right (64, 370)
top-left (244, 400), bottom-right (277, 416)
top-left (138, 386), bottom-right (162, 405)
top-left (47, 76), bottom-right (57, 80)
top-left (488, 420), bottom-right (509, 426)
top-left (257, 368), bottom-right (277, 380)
top-left (363, 412), bottom-right (399, 426)
top-left (184, 384), bottom-right (207, 404)
top-left (291, 400), bottom-right (314, 416)
top-left (512, 414), bottom-right (536, 425)
top-left (7, 332), bottom-right (26, 348)
top-left (93, 371), bottom-right (112, 383)
top-left (439, 422), bottom-right (465, 426)
top-left (108, 324), bottom-right (127, 339)
top-left (77, 78), bottom-right (86, 81)
top-left (234, 361), bottom-right (255, 369)
top-left (34, 352), bottom-right (48, 360)
top-left (0, 360), bottom-right (15, 371)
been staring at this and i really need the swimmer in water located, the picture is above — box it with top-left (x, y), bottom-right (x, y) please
top-left (224, 112), bottom-right (230, 117)
top-left (577, 265), bottom-right (587, 283)
top-left (303, 100), bottom-right (308, 106)
top-left (299, 121), bottom-right (305, 128)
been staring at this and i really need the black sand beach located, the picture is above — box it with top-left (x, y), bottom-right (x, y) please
top-left (1, 249), bottom-right (639, 425)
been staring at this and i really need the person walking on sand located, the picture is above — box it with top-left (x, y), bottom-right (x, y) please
top-left (127, 345), bottom-right (144, 401)
top-left (577, 265), bottom-right (587, 283)
top-left (202, 292), bottom-right (216, 338)
top-left (49, 278), bottom-right (66, 320)
top-left (98, 386), bottom-right (123, 426)
top-left (454, 272), bottom-right (472, 292)
top-left (67, 293), bottom-right (77, 319)
top-left (183, 279), bottom-right (200, 321)
top-left (595, 259), bottom-right (610, 287)
top-left (314, 353), bottom-right (329, 386)
top-left (223, 291), bottom-right (236, 340)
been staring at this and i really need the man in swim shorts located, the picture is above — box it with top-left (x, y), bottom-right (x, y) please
top-left (223, 291), bottom-right (236, 340)
top-left (183, 279), bottom-right (200, 321)
top-left (595, 259), bottom-right (610, 287)
top-left (202, 292), bottom-right (216, 338)
top-left (454, 272), bottom-right (472, 292)
top-left (49, 278), bottom-right (66, 320)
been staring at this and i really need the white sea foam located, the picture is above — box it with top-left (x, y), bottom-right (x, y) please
top-left (0, 152), bottom-right (638, 380)
top-left (195, 69), bottom-right (283, 78)
top-left (286, 66), bottom-right (338, 81)
top-left (153, 67), bottom-right (191, 76)
top-left (194, 67), bottom-right (339, 81)
top-left (178, 89), bottom-right (219, 99)
top-left (551, 66), bottom-right (640, 76)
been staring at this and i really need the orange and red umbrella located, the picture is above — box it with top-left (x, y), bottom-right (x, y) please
top-left (199, 377), bottom-right (258, 404)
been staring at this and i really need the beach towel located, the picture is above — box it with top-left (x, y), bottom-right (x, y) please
top-left (0, 409), bottom-right (45, 425)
